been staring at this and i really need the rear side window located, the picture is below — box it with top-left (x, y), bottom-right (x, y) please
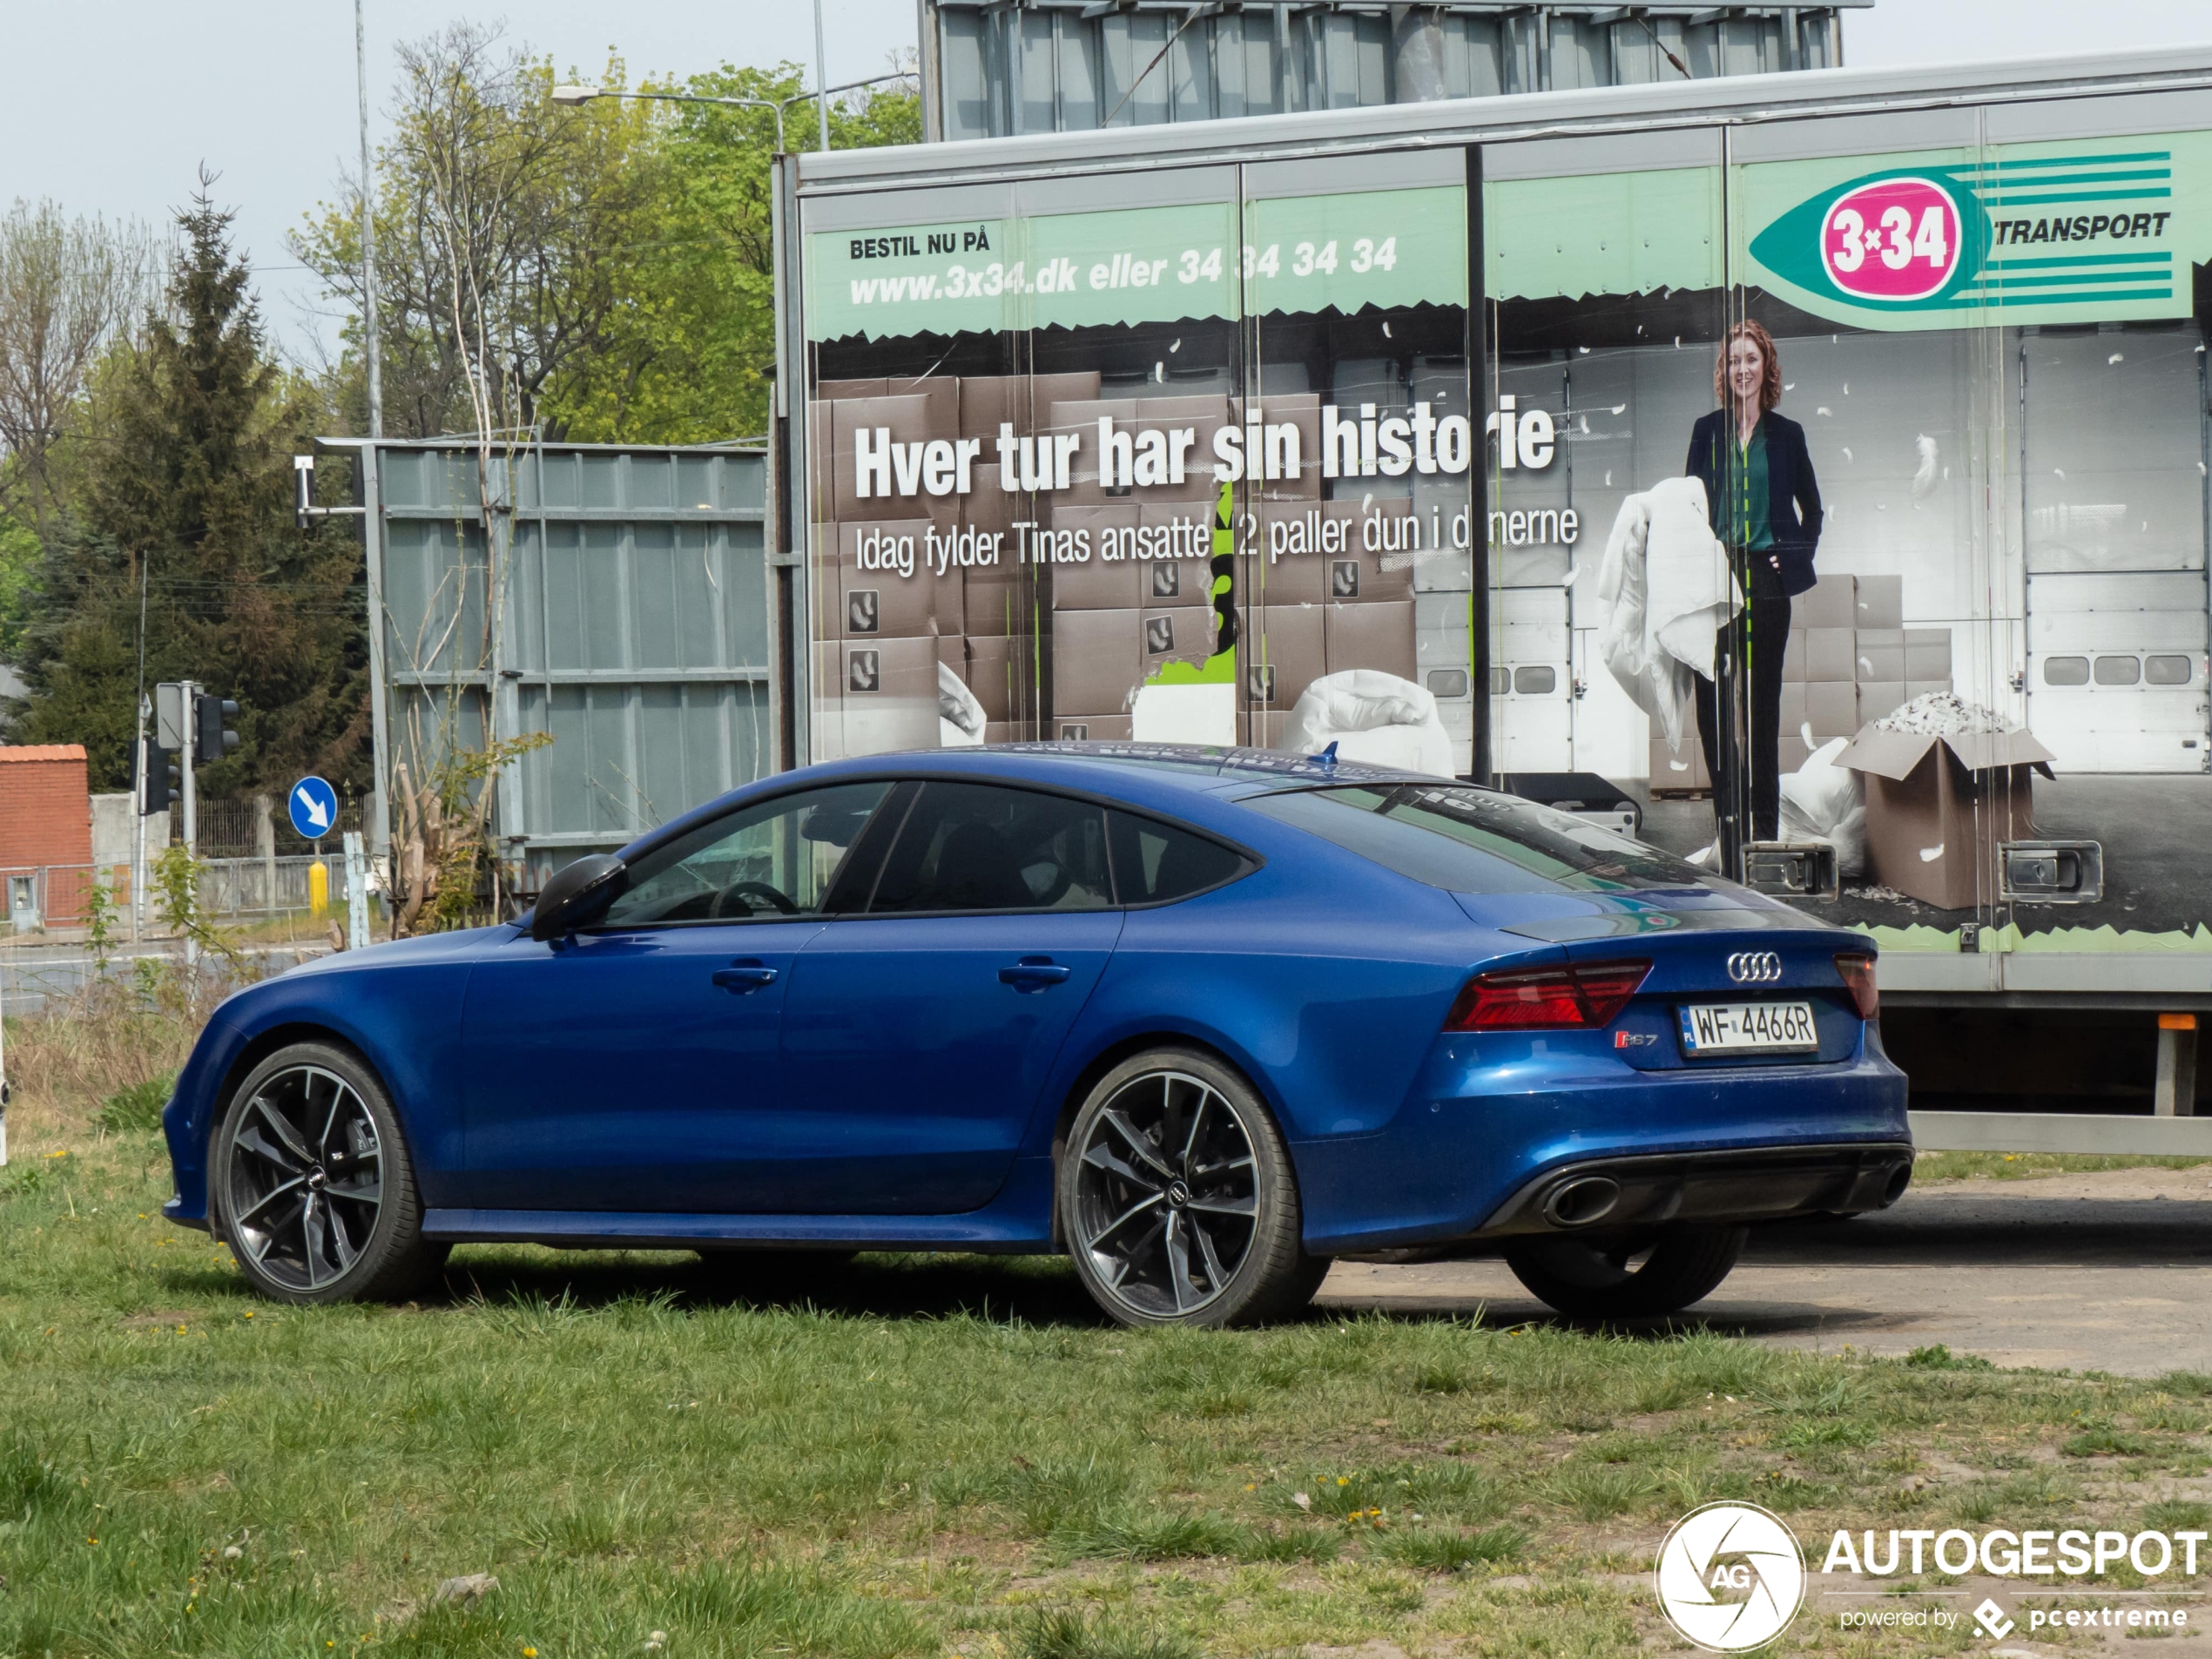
top-left (1243, 784), bottom-right (1717, 896)
top-left (870, 781), bottom-right (1114, 914)
top-left (1108, 811), bottom-right (1250, 904)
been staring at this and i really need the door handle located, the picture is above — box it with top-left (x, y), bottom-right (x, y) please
top-left (711, 960), bottom-right (779, 994)
top-left (999, 956), bottom-right (1072, 992)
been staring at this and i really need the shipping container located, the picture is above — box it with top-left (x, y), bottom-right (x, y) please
top-left (920, 0), bottom-right (1863, 142)
top-left (774, 44), bottom-right (2212, 1150)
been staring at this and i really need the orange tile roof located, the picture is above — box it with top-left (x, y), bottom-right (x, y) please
top-left (0, 745), bottom-right (87, 763)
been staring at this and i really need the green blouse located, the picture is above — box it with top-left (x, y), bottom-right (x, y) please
top-left (1728, 418), bottom-right (1775, 553)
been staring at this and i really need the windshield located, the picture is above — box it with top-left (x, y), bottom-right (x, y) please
top-left (1241, 784), bottom-right (1729, 896)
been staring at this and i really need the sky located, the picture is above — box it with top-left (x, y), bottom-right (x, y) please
top-left (0, 1), bottom-right (2205, 363)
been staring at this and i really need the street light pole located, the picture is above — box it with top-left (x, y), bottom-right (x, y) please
top-left (355, 0), bottom-right (382, 441)
top-left (813, 0), bottom-right (833, 154)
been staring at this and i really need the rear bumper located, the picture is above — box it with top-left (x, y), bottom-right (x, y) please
top-left (1474, 1140), bottom-right (1915, 1240)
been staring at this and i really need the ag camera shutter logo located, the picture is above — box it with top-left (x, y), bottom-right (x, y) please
top-left (1655, 1502), bottom-right (1805, 1652)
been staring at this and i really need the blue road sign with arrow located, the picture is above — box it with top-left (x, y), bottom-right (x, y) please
top-left (288, 775), bottom-right (339, 841)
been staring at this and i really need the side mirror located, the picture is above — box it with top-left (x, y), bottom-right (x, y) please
top-left (527, 853), bottom-right (627, 942)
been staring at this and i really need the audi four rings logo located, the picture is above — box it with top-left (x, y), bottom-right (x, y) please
top-left (1726, 952), bottom-right (1784, 984)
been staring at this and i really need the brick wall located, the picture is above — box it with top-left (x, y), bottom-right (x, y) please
top-left (0, 745), bottom-right (93, 869)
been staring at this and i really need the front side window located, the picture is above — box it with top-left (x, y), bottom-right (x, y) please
top-left (599, 780), bottom-right (894, 927)
top-left (870, 782), bottom-right (1114, 914)
top-left (1244, 784), bottom-right (1722, 896)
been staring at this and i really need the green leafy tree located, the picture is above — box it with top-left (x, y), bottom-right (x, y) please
top-left (542, 63), bottom-right (921, 443)
top-left (7, 181), bottom-right (369, 793)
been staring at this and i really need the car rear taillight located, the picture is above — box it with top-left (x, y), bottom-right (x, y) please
top-left (1445, 960), bottom-right (1652, 1031)
top-left (1835, 953), bottom-right (1878, 1022)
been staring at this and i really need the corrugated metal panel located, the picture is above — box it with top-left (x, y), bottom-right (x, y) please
top-left (358, 440), bottom-right (771, 884)
top-left (923, 3), bottom-right (1865, 140)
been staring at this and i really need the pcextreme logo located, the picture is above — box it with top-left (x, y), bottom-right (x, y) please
top-left (1750, 165), bottom-right (1988, 311)
top-left (1654, 1501), bottom-right (1806, 1651)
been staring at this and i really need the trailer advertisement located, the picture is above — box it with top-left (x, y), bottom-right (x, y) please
top-left (795, 85), bottom-right (2212, 995)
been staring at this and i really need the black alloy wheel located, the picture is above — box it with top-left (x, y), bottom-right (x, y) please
top-left (1062, 1048), bottom-right (1327, 1328)
top-left (213, 1042), bottom-right (447, 1305)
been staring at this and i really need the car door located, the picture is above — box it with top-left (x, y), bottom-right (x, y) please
top-left (457, 779), bottom-right (897, 1213)
top-left (775, 779), bottom-right (1126, 1213)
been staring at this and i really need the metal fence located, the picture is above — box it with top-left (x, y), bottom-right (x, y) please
top-left (316, 437), bottom-right (772, 892)
top-left (0, 857), bottom-right (353, 932)
top-left (191, 796), bottom-right (367, 860)
top-left (922, 1), bottom-right (1866, 141)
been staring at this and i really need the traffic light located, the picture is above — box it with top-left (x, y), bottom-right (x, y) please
top-left (194, 693), bottom-right (239, 766)
top-left (132, 736), bottom-right (179, 814)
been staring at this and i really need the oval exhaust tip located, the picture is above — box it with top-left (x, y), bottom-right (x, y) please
top-left (1880, 1163), bottom-right (1912, 1207)
top-left (1543, 1174), bottom-right (1622, 1228)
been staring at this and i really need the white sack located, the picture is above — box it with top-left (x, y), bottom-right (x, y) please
top-left (1777, 736), bottom-right (1867, 878)
top-left (1594, 475), bottom-right (1739, 757)
top-left (938, 659), bottom-right (987, 747)
top-left (1281, 669), bottom-right (1454, 778)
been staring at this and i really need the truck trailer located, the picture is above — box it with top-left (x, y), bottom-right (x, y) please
top-left (769, 42), bottom-right (2212, 1153)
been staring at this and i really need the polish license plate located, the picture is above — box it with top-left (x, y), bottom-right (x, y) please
top-left (1678, 1001), bottom-right (1819, 1055)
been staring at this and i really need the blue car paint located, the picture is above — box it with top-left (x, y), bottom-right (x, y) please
top-left (165, 746), bottom-right (1910, 1251)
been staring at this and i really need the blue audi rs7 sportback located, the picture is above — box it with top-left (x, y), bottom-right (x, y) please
top-left (161, 745), bottom-right (1911, 1326)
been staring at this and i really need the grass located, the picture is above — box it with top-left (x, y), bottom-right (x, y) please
top-left (9, 989), bottom-right (2212, 1653)
top-left (1912, 1150), bottom-right (2212, 1183)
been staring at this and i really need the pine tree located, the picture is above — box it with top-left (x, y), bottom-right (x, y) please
top-left (9, 181), bottom-right (369, 794)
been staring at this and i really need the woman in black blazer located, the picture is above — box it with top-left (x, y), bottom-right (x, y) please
top-left (1683, 320), bottom-right (1824, 845)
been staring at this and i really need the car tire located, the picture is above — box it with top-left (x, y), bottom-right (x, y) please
top-left (1503, 1224), bottom-right (1746, 1320)
top-left (1060, 1046), bottom-right (1325, 1328)
top-left (212, 1042), bottom-right (448, 1305)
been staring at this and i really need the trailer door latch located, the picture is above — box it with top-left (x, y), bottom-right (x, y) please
top-left (1743, 841), bottom-right (1840, 902)
top-left (1999, 840), bottom-right (2104, 904)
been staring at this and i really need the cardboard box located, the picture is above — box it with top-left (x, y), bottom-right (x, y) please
top-left (1797, 573), bottom-right (1856, 631)
top-left (1835, 725), bottom-right (2057, 909)
top-left (1053, 608), bottom-right (1141, 717)
top-left (1784, 630), bottom-right (1808, 684)
top-left (1325, 599), bottom-right (1417, 680)
top-left (1805, 681), bottom-right (1859, 738)
top-left (1247, 604), bottom-right (1325, 711)
top-left (837, 520), bottom-right (961, 637)
top-left (1253, 504), bottom-right (1334, 605)
top-left (1905, 678), bottom-right (1951, 705)
top-left (1649, 733), bottom-right (1711, 792)
top-left (964, 570), bottom-right (1024, 638)
top-left (1905, 628), bottom-right (1952, 679)
top-left (817, 378), bottom-right (889, 401)
top-left (983, 721), bottom-right (1020, 745)
top-left (1805, 627), bottom-right (1856, 682)
top-left (1136, 395), bottom-right (1231, 502)
top-left (1858, 680), bottom-right (1906, 724)
top-left (1252, 710), bottom-right (1297, 752)
top-left (832, 637), bottom-right (941, 753)
top-left (1777, 732), bottom-right (1815, 776)
top-left (1053, 714), bottom-right (1133, 743)
top-left (1853, 630), bottom-right (1905, 683)
top-left (831, 386), bottom-right (961, 524)
top-left (1139, 604), bottom-right (1217, 672)
top-left (1853, 573), bottom-right (1905, 632)
top-left (1138, 500), bottom-right (1218, 603)
top-left (966, 635), bottom-right (1017, 724)
top-left (1325, 496), bottom-right (1417, 602)
top-left (1048, 504), bottom-right (1143, 610)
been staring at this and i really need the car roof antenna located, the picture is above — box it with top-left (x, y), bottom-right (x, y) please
top-left (1312, 741), bottom-right (1339, 768)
